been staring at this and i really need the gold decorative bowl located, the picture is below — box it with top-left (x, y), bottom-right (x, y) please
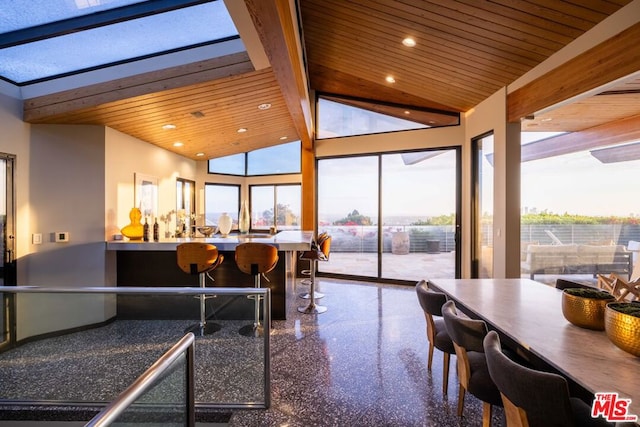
top-left (561, 288), bottom-right (614, 330)
top-left (604, 302), bottom-right (640, 357)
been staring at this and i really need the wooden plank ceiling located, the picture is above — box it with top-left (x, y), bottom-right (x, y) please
top-left (22, 0), bottom-right (637, 159)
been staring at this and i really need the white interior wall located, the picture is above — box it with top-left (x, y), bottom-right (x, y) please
top-left (104, 127), bottom-right (197, 240)
top-left (18, 124), bottom-right (111, 340)
top-left (464, 89), bottom-right (521, 278)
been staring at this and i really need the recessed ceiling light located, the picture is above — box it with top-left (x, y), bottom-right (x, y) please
top-left (162, 124), bottom-right (176, 130)
top-left (173, 141), bottom-right (184, 147)
top-left (404, 110), bottom-right (411, 115)
top-left (190, 111), bottom-right (205, 118)
top-left (402, 37), bottom-right (416, 47)
top-left (258, 103), bottom-right (271, 110)
top-left (196, 152), bottom-right (205, 157)
top-left (541, 117), bottom-right (553, 122)
top-left (237, 128), bottom-right (248, 133)
top-left (385, 75), bottom-right (396, 83)
top-left (280, 136), bottom-right (288, 140)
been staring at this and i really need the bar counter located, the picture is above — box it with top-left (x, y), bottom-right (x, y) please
top-left (106, 231), bottom-right (313, 321)
top-left (106, 230), bottom-right (314, 251)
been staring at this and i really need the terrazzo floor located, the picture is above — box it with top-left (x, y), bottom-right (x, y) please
top-left (0, 278), bottom-right (506, 426)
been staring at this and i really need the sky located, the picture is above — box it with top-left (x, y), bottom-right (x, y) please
top-left (316, 133), bottom-right (639, 223)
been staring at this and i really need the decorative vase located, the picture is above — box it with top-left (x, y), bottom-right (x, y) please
top-left (121, 207), bottom-right (144, 241)
top-left (218, 212), bottom-right (232, 236)
top-left (604, 302), bottom-right (640, 356)
top-left (239, 200), bottom-right (250, 234)
top-left (561, 288), bottom-right (614, 330)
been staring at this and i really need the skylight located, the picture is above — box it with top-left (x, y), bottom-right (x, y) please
top-left (0, 1), bottom-right (239, 85)
top-left (0, 0), bottom-right (147, 33)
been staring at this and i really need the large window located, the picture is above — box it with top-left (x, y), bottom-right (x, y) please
top-left (204, 183), bottom-right (240, 228)
top-left (317, 149), bottom-right (460, 281)
top-left (250, 184), bottom-right (301, 231)
top-left (520, 135), bottom-right (640, 285)
top-left (247, 142), bottom-right (301, 175)
top-left (208, 141), bottom-right (301, 176)
top-left (317, 97), bottom-right (427, 139)
top-left (207, 153), bottom-right (245, 176)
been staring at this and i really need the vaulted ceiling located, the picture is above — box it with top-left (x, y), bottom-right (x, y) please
top-left (11, 0), bottom-right (640, 159)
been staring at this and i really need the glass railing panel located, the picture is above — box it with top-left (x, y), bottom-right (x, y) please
top-left (0, 287), bottom-right (270, 410)
top-left (86, 333), bottom-right (194, 427)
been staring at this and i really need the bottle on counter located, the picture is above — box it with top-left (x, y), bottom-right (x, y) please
top-left (143, 217), bottom-right (149, 242)
top-left (153, 218), bottom-right (159, 242)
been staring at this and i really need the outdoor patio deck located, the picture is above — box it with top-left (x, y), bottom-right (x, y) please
top-left (320, 251), bottom-right (599, 287)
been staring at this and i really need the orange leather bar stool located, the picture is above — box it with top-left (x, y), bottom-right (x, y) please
top-left (176, 242), bottom-right (224, 336)
top-left (235, 242), bottom-right (279, 337)
top-left (298, 236), bottom-right (331, 314)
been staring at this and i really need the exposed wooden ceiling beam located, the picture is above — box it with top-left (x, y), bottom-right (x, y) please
top-left (24, 51), bottom-right (254, 122)
top-left (508, 22), bottom-right (640, 123)
top-left (243, 0), bottom-right (313, 148)
top-left (521, 113), bottom-right (640, 162)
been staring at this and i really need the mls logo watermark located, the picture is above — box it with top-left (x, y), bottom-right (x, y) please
top-left (592, 392), bottom-right (638, 422)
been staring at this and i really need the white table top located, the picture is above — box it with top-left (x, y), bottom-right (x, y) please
top-left (106, 230), bottom-right (314, 251)
top-left (429, 278), bottom-right (640, 417)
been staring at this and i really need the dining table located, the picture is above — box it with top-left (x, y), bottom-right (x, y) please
top-left (428, 278), bottom-right (640, 419)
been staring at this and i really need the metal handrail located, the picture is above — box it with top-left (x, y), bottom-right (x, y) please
top-left (85, 333), bottom-right (196, 427)
top-left (0, 285), bottom-right (268, 296)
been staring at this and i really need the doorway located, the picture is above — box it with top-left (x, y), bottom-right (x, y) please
top-left (317, 148), bottom-right (461, 282)
top-left (471, 133), bottom-right (494, 278)
top-left (0, 154), bottom-right (16, 352)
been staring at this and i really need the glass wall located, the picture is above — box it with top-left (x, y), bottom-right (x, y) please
top-left (317, 149), bottom-right (459, 281)
top-left (317, 156), bottom-right (379, 277)
top-left (520, 136), bottom-right (640, 285)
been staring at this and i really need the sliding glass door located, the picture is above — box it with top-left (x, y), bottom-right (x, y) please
top-left (317, 149), bottom-right (460, 282)
top-left (317, 156), bottom-right (379, 277)
top-left (381, 151), bottom-right (458, 280)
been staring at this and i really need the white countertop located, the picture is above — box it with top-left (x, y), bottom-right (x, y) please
top-left (106, 230), bottom-right (314, 251)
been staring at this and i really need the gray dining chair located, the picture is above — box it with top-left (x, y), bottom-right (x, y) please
top-left (415, 280), bottom-right (455, 395)
top-left (483, 330), bottom-right (613, 427)
top-left (441, 300), bottom-right (502, 427)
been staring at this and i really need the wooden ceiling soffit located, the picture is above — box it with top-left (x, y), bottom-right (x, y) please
top-left (321, 94), bottom-right (459, 128)
top-left (507, 22), bottom-right (640, 123)
top-left (310, 62), bottom-right (459, 114)
top-left (244, 0), bottom-right (313, 148)
top-left (24, 51), bottom-right (254, 122)
top-left (521, 113), bottom-right (640, 162)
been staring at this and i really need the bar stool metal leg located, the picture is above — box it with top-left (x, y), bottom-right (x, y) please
top-left (298, 261), bottom-right (327, 314)
top-left (299, 259), bottom-right (324, 299)
top-left (185, 271), bottom-right (221, 336)
top-left (239, 273), bottom-right (264, 337)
